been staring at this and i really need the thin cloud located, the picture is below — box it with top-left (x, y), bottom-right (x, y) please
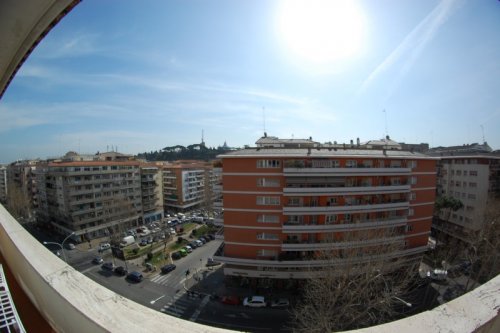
top-left (360, 0), bottom-right (462, 97)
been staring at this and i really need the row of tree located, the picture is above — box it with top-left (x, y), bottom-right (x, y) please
top-left (137, 145), bottom-right (231, 161)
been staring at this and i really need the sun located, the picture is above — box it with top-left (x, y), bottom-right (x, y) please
top-left (275, 0), bottom-right (366, 67)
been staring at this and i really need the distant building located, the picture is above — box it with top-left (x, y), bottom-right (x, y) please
top-left (399, 142), bottom-right (429, 153)
top-left (0, 165), bottom-right (7, 203)
top-left (212, 136), bottom-right (437, 282)
top-left (140, 165), bottom-right (164, 224)
top-left (162, 160), bottom-right (219, 212)
top-left (6, 159), bottom-right (40, 217)
top-left (428, 143), bottom-right (500, 243)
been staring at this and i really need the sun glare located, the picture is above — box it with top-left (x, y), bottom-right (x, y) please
top-left (276, 0), bottom-right (366, 68)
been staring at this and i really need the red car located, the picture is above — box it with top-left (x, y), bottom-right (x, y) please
top-left (221, 295), bottom-right (240, 305)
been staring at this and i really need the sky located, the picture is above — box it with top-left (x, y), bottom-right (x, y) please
top-left (1, 0), bottom-right (499, 163)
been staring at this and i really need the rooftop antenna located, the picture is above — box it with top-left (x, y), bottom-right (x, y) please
top-left (262, 106), bottom-right (266, 135)
top-left (383, 109), bottom-right (388, 138)
top-left (480, 125), bottom-right (485, 143)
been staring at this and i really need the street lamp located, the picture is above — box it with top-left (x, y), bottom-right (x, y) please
top-left (43, 231), bottom-right (75, 263)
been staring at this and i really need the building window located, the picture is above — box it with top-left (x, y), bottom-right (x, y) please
top-left (288, 197), bottom-right (301, 206)
top-left (287, 215), bottom-right (303, 224)
top-left (345, 160), bottom-right (357, 168)
top-left (257, 215), bottom-right (280, 223)
top-left (409, 161), bottom-right (417, 169)
top-left (391, 177), bottom-right (401, 185)
top-left (257, 160), bottom-right (281, 168)
top-left (344, 214), bottom-right (351, 222)
top-left (312, 159), bottom-right (334, 168)
top-left (408, 208), bottom-right (414, 216)
top-left (456, 170), bottom-right (462, 176)
top-left (325, 215), bottom-right (337, 224)
top-left (257, 196), bottom-right (280, 205)
top-left (257, 233), bottom-right (279, 240)
top-left (469, 170), bottom-right (478, 176)
top-left (468, 194), bottom-right (476, 200)
top-left (409, 192), bottom-right (416, 200)
top-left (257, 178), bottom-right (280, 187)
top-left (406, 224), bottom-right (413, 232)
top-left (326, 197), bottom-right (337, 206)
top-left (390, 160), bottom-right (402, 168)
top-left (463, 170), bottom-right (468, 176)
top-left (466, 206), bottom-right (474, 212)
top-left (410, 176), bottom-right (417, 185)
top-left (469, 182), bottom-right (477, 188)
top-left (455, 181), bottom-right (461, 187)
top-left (362, 160), bottom-right (373, 168)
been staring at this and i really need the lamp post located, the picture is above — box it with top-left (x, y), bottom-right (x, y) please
top-left (43, 231), bottom-right (75, 263)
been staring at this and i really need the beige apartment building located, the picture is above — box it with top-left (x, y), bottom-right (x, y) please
top-left (0, 165), bottom-right (7, 203)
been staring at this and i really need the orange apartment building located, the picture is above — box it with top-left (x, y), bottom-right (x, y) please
top-left (213, 144), bottom-right (437, 281)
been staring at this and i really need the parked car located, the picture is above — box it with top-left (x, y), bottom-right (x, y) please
top-left (92, 256), bottom-right (104, 264)
top-left (195, 240), bottom-right (203, 247)
top-left (427, 269), bottom-right (448, 281)
top-left (66, 243), bottom-right (76, 250)
top-left (98, 243), bottom-right (111, 252)
top-left (189, 241), bottom-right (198, 249)
top-left (126, 271), bottom-right (143, 283)
top-left (139, 239), bottom-right (148, 246)
top-left (170, 228), bottom-right (176, 235)
top-left (221, 295), bottom-right (240, 305)
top-left (198, 237), bottom-right (206, 244)
top-left (147, 237), bottom-right (153, 244)
top-left (101, 262), bottom-right (114, 271)
top-left (171, 252), bottom-right (181, 260)
top-left (114, 266), bottom-right (128, 276)
top-left (184, 245), bottom-right (193, 253)
top-left (161, 264), bottom-right (176, 274)
top-left (179, 248), bottom-right (188, 257)
top-left (206, 234), bottom-right (215, 240)
top-left (270, 298), bottom-right (290, 308)
top-left (243, 296), bottom-right (267, 308)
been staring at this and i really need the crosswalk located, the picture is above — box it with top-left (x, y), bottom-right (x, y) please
top-left (150, 273), bottom-right (173, 286)
top-left (160, 292), bottom-right (205, 318)
top-left (160, 293), bottom-right (188, 317)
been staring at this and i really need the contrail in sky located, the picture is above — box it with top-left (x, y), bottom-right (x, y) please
top-left (360, 0), bottom-right (463, 98)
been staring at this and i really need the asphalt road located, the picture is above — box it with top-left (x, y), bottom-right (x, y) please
top-left (25, 224), bottom-right (293, 332)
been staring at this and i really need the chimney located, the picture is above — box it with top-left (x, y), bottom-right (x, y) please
top-left (357, 137), bottom-right (360, 146)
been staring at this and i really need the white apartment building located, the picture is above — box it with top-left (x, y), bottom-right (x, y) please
top-left (430, 143), bottom-right (500, 241)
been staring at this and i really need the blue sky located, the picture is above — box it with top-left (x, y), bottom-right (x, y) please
top-left (1, 0), bottom-right (499, 163)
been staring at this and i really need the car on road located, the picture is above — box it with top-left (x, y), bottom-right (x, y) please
top-left (98, 243), bottom-right (111, 252)
top-left (243, 296), bottom-right (267, 308)
top-left (161, 264), bottom-right (176, 274)
top-left (92, 256), bottom-right (104, 264)
top-left (126, 271), bottom-right (143, 283)
top-left (101, 262), bottom-right (114, 271)
top-left (171, 252), bottom-right (181, 260)
top-left (269, 298), bottom-right (290, 308)
top-left (179, 248), bottom-right (188, 257)
top-left (114, 266), bottom-right (127, 276)
top-left (221, 295), bottom-right (241, 305)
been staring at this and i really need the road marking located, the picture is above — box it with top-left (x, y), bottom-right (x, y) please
top-left (150, 294), bottom-right (165, 304)
top-left (189, 295), bottom-right (210, 322)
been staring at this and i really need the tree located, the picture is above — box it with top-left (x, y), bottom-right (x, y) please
top-left (435, 196), bottom-right (464, 220)
top-left (291, 227), bottom-right (419, 332)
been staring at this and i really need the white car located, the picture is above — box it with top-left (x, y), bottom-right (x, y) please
top-left (243, 296), bottom-right (266, 308)
top-left (170, 228), bottom-right (176, 235)
top-left (98, 243), bottom-right (111, 251)
top-left (270, 298), bottom-right (289, 308)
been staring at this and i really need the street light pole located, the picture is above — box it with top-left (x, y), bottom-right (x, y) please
top-left (43, 231), bottom-right (75, 263)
